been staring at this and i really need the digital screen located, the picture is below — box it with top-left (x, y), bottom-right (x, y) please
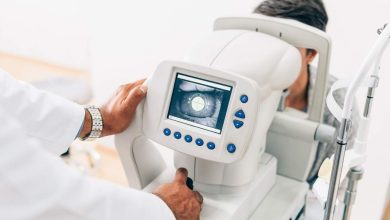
top-left (167, 73), bottom-right (232, 134)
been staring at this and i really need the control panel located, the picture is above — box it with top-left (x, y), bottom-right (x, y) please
top-left (142, 61), bottom-right (259, 163)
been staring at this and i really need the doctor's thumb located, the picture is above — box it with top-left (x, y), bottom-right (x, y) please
top-left (174, 167), bottom-right (189, 185)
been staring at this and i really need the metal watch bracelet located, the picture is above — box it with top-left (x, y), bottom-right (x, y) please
top-left (80, 106), bottom-right (103, 141)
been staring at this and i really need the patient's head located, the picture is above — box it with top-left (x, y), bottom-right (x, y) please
top-left (254, 0), bottom-right (328, 31)
top-left (254, 0), bottom-right (328, 111)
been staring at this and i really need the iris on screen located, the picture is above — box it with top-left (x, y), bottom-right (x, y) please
top-left (167, 74), bottom-right (232, 133)
top-left (174, 82), bottom-right (221, 127)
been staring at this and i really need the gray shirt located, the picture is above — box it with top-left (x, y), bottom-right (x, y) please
top-left (306, 66), bottom-right (359, 183)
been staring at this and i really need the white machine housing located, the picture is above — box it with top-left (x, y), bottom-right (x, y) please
top-left (142, 29), bottom-right (301, 188)
top-left (212, 15), bottom-right (332, 182)
top-left (115, 14), bottom-right (332, 220)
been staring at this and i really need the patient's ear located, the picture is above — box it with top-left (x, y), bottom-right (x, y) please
top-left (305, 49), bottom-right (317, 64)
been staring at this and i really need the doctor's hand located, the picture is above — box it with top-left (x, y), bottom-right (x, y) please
top-left (79, 79), bottom-right (147, 138)
top-left (154, 168), bottom-right (203, 220)
top-left (100, 79), bottom-right (147, 137)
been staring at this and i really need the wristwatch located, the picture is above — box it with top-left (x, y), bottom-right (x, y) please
top-left (80, 105), bottom-right (103, 141)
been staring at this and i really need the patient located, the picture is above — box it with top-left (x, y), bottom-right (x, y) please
top-left (254, 0), bottom-right (359, 184)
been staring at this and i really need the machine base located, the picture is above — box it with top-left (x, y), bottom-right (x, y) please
top-left (143, 154), bottom-right (277, 220)
top-left (250, 175), bottom-right (309, 220)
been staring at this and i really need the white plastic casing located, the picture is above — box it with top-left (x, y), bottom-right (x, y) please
top-left (114, 15), bottom-right (333, 219)
top-left (143, 61), bottom-right (259, 163)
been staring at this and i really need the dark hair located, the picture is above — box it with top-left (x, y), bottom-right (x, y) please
top-left (254, 0), bottom-right (328, 31)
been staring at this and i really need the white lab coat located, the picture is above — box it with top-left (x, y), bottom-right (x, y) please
top-left (0, 69), bottom-right (174, 220)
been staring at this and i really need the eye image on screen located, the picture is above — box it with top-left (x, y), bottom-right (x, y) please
top-left (167, 73), bottom-right (232, 134)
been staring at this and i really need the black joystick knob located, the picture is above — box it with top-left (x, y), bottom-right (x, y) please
top-left (186, 177), bottom-right (194, 190)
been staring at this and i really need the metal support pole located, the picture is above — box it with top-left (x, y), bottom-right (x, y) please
top-left (324, 118), bottom-right (351, 220)
top-left (323, 22), bottom-right (388, 220)
top-left (342, 167), bottom-right (364, 220)
top-left (341, 75), bottom-right (378, 220)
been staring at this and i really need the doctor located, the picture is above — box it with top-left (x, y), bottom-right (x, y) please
top-left (0, 69), bottom-right (202, 220)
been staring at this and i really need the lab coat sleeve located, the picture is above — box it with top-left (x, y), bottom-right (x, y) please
top-left (0, 110), bottom-right (175, 220)
top-left (0, 70), bottom-right (175, 219)
top-left (0, 68), bottom-right (84, 155)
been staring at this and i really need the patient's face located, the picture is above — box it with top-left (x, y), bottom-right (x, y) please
top-left (292, 48), bottom-right (317, 89)
top-left (299, 48), bottom-right (316, 74)
top-left (284, 48), bottom-right (317, 110)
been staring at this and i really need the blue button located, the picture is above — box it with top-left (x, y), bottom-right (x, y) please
top-left (207, 142), bottom-right (216, 150)
top-left (195, 138), bottom-right (204, 146)
top-left (227, 144), bottom-right (236, 153)
top-left (235, 110), bottom-right (246, 119)
top-left (184, 135), bottom-right (193, 143)
top-left (233, 120), bottom-right (244, 129)
top-left (163, 128), bottom-right (171, 136)
top-left (240, 95), bottom-right (249, 103)
top-left (174, 132), bottom-right (182, 139)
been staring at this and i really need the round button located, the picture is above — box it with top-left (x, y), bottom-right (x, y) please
top-left (163, 128), bottom-right (171, 136)
top-left (207, 142), bottom-right (216, 150)
top-left (184, 135), bottom-right (193, 143)
top-left (240, 95), bottom-right (249, 103)
top-left (195, 138), bottom-right (204, 146)
top-left (174, 132), bottom-right (182, 139)
top-left (227, 143), bottom-right (236, 153)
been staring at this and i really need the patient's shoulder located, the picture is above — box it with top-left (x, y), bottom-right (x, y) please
top-left (309, 66), bottom-right (357, 127)
top-left (322, 73), bottom-right (360, 136)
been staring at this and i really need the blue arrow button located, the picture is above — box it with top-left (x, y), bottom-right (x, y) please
top-left (235, 110), bottom-right (246, 119)
top-left (233, 120), bottom-right (244, 129)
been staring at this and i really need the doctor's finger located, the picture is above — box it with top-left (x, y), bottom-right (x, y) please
top-left (194, 191), bottom-right (203, 204)
top-left (120, 80), bottom-right (146, 99)
top-left (123, 85), bottom-right (147, 107)
top-left (124, 79), bottom-right (146, 91)
top-left (116, 79), bottom-right (146, 96)
top-left (174, 167), bottom-right (188, 185)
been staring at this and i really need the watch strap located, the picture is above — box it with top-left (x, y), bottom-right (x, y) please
top-left (80, 106), bottom-right (103, 141)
